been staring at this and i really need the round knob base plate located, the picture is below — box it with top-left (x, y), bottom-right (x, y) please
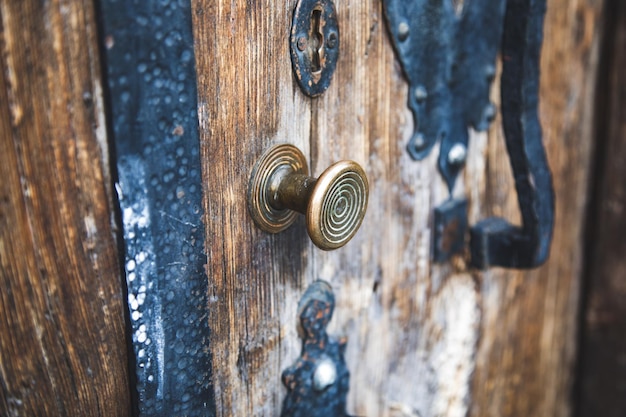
top-left (248, 144), bottom-right (369, 250)
top-left (247, 144), bottom-right (308, 233)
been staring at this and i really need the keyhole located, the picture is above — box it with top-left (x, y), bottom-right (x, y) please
top-left (309, 8), bottom-right (324, 73)
top-left (290, 0), bottom-right (339, 96)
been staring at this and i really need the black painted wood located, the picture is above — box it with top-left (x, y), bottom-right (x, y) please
top-left (99, 1), bottom-right (215, 415)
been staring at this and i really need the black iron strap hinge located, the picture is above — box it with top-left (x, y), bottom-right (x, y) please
top-left (383, 0), bottom-right (555, 269)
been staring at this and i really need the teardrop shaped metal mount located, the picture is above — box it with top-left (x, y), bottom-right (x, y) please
top-left (281, 280), bottom-right (351, 417)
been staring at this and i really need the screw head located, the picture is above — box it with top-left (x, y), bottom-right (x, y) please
top-left (297, 36), bottom-right (307, 52)
top-left (398, 22), bottom-right (410, 41)
top-left (414, 85), bottom-right (428, 103)
top-left (485, 65), bottom-right (496, 82)
top-left (326, 32), bottom-right (338, 49)
top-left (407, 133), bottom-right (428, 160)
top-left (312, 358), bottom-right (337, 391)
top-left (483, 103), bottom-right (496, 123)
top-left (413, 133), bottom-right (425, 148)
top-left (447, 143), bottom-right (468, 166)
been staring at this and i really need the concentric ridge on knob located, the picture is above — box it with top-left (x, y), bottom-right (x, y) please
top-left (248, 144), bottom-right (369, 250)
top-left (307, 161), bottom-right (368, 250)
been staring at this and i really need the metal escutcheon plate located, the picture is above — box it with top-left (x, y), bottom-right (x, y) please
top-left (290, 0), bottom-right (340, 97)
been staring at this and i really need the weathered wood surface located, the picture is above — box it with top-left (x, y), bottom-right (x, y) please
top-left (0, 2), bottom-right (131, 416)
top-left (193, 2), bottom-right (311, 415)
top-left (471, 0), bottom-right (603, 417)
top-left (192, 1), bottom-right (603, 417)
top-left (577, 2), bottom-right (626, 416)
top-left (469, 1), bottom-right (604, 416)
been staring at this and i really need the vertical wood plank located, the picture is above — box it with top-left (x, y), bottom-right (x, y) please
top-left (577, 1), bottom-right (626, 416)
top-left (192, 1), bottom-right (312, 415)
top-left (0, 1), bottom-right (131, 416)
top-left (192, 0), bottom-right (604, 416)
top-left (469, 1), bottom-right (604, 416)
top-left (312, 2), bottom-right (481, 416)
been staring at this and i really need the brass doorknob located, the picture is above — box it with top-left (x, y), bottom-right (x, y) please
top-left (248, 144), bottom-right (369, 250)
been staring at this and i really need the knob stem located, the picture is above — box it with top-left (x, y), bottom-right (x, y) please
top-left (248, 144), bottom-right (368, 250)
top-left (272, 172), bottom-right (317, 214)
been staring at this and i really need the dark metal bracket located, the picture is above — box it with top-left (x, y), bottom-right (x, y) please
top-left (383, 0), bottom-right (554, 269)
top-left (383, 0), bottom-right (505, 191)
top-left (281, 281), bottom-right (351, 417)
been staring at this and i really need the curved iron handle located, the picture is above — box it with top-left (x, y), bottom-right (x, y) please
top-left (470, 0), bottom-right (555, 269)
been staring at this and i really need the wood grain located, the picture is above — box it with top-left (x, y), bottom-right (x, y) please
top-left (312, 3), bottom-right (480, 416)
top-left (469, 1), bottom-right (604, 416)
top-left (577, 2), bottom-right (626, 416)
top-left (192, 0), bottom-right (604, 416)
top-left (192, 1), bottom-right (312, 415)
top-left (0, 1), bottom-right (131, 416)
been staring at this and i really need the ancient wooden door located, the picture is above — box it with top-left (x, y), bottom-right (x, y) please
top-left (1, 0), bottom-right (621, 416)
top-left (187, 0), bottom-right (603, 415)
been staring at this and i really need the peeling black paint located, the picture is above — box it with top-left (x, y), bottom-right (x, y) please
top-left (99, 1), bottom-right (215, 415)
